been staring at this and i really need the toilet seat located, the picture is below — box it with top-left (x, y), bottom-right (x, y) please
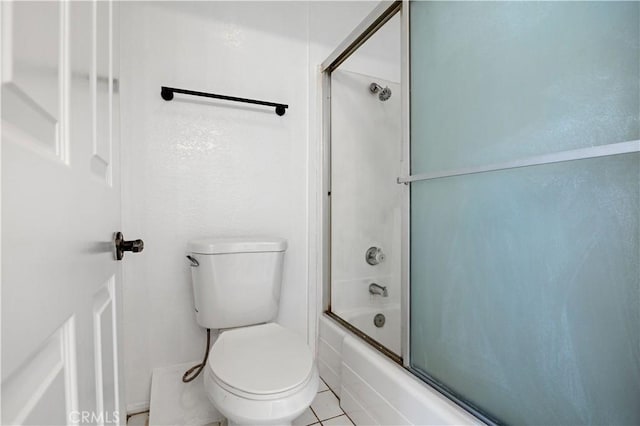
top-left (205, 365), bottom-right (319, 425)
top-left (208, 322), bottom-right (314, 400)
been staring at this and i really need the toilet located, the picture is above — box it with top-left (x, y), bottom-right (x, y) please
top-left (187, 237), bottom-right (319, 426)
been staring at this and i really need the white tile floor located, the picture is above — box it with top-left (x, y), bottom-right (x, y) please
top-left (293, 379), bottom-right (354, 426)
top-left (127, 378), bottom-right (354, 426)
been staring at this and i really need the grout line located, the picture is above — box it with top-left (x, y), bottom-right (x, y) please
top-left (320, 412), bottom-right (348, 423)
top-left (318, 380), bottom-right (339, 400)
top-left (326, 384), bottom-right (341, 401)
top-left (342, 410), bottom-right (356, 426)
top-left (309, 406), bottom-right (321, 424)
top-left (318, 389), bottom-right (331, 393)
top-left (320, 378), bottom-right (330, 391)
top-left (315, 379), bottom-right (352, 424)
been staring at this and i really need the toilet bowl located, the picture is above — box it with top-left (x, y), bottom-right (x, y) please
top-left (204, 323), bottom-right (318, 426)
top-left (187, 237), bottom-right (318, 425)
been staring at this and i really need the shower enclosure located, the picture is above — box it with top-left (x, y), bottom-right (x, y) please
top-left (325, 5), bottom-right (403, 361)
top-left (322, 1), bottom-right (639, 424)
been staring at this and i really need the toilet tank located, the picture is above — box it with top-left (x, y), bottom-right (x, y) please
top-left (187, 237), bottom-right (287, 329)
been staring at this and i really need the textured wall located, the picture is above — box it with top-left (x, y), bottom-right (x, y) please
top-left (120, 1), bottom-right (378, 410)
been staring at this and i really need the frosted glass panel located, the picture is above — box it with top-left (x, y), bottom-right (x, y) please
top-left (410, 154), bottom-right (640, 424)
top-left (410, 2), bottom-right (639, 174)
top-left (409, 2), bottom-right (640, 423)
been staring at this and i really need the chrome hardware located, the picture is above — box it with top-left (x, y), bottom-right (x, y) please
top-left (186, 255), bottom-right (200, 267)
top-left (365, 246), bottom-right (385, 265)
top-left (374, 313), bottom-right (386, 328)
top-left (114, 232), bottom-right (144, 261)
top-left (369, 282), bottom-right (388, 297)
top-left (369, 82), bottom-right (392, 101)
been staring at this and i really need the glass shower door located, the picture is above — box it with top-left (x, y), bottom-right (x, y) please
top-left (409, 2), bottom-right (640, 424)
top-left (328, 11), bottom-right (403, 359)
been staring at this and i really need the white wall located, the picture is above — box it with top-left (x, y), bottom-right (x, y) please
top-left (120, 1), bottom-right (379, 410)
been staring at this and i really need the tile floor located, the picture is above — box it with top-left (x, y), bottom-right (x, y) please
top-left (293, 379), bottom-right (354, 426)
top-left (127, 378), bottom-right (354, 426)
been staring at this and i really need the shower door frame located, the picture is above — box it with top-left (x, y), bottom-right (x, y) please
top-left (319, 0), bottom-right (411, 367)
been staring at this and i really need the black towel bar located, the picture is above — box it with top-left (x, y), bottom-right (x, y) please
top-left (160, 86), bottom-right (288, 116)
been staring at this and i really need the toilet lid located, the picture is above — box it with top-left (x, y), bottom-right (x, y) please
top-left (209, 323), bottom-right (314, 395)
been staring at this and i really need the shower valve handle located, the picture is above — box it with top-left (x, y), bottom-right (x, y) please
top-left (366, 247), bottom-right (385, 265)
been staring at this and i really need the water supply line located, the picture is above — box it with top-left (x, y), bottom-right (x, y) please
top-left (182, 328), bottom-right (211, 383)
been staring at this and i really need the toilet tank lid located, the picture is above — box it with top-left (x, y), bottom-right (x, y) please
top-left (187, 237), bottom-right (287, 254)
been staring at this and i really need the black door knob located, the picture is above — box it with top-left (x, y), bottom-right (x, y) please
top-left (114, 232), bottom-right (144, 260)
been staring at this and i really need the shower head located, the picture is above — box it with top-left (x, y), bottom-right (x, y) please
top-left (369, 82), bottom-right (392, 101)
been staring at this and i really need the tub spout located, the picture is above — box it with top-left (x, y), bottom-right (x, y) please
top-left (369, 283), bottom-right (388, 297)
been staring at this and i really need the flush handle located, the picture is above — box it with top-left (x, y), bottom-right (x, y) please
top-left (114, 232), bottom-right (144, 261)
top-left (186, 255), bottom-right (199, 267)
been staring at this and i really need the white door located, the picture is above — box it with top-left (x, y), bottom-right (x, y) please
top-left (2, 1), bottom-right (127, 424)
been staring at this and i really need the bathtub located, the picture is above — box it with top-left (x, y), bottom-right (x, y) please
top-left (340, 306), bottom-right (401, 355)
top-left (317, 314), bottom-right (478, 425)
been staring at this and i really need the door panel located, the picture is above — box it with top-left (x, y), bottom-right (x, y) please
top-left (2, 319), bottom-right (77, 425)
top-left (2, 1), bottom-right (123, 424)
top-left (1, 0), bottom-right (65, 160)
top-left (94, 277), bottom-right (118, 422)
top-left (92, 0), bottom-right (112, 184)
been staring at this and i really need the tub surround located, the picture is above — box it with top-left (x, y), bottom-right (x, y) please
top-left (341, 306), bottom-right (401, 355)
top-left (329, 69), bottom-right (403, 320)
top-left (318, 315), bottom-right (479, 425)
